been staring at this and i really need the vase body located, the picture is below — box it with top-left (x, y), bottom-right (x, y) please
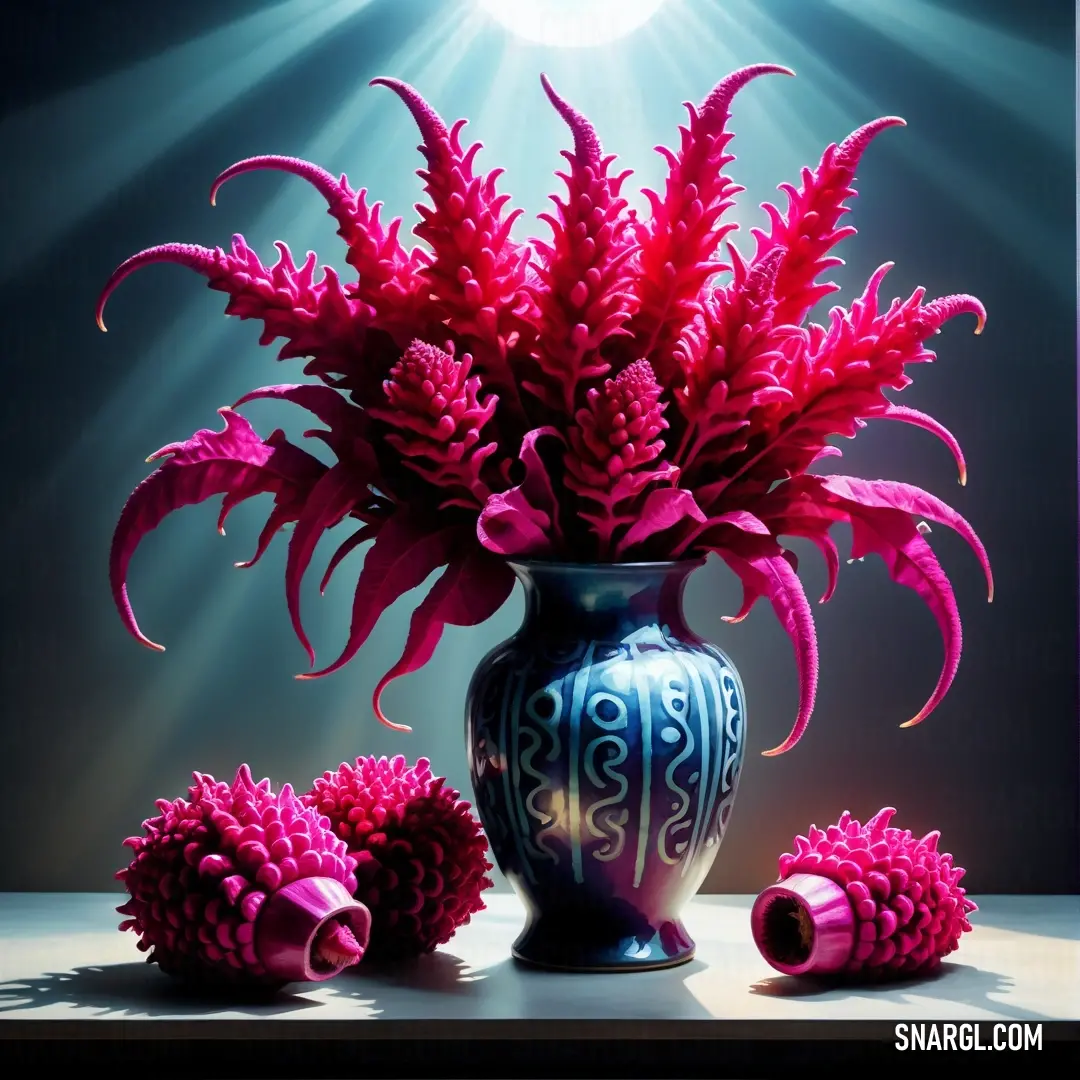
top-left (464, 560), bottom-right (747, 972)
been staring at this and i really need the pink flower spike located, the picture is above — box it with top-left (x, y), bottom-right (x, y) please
top-left (97, 66), bottom-right (988, 752)
top-left (368, 339), bottom-right (502, 508)
top-left (752, 115), bottom-right (906, 328)
top-left (369, 77), bottom-right (450, 149)
top-left (523, 75), bottom-right (639, 414)
top-left (374, 76), bottom-right (531, 422)
top-left (97, 242), bottom-right (220, 331)
top-left (540, 73), bottom-right (602, 164)
top-left (210, 155), bottom-right (349, 211)
top-left (564, 360), bottom-right (677, 557)
top-left (628, 64), bottom-right (794, 387)
top-left (207, 154), bottom-right (425, 337)
top-left (698, 64), bottom-right (796, 121)
top-left (96, 236), bottom-right (373, 391)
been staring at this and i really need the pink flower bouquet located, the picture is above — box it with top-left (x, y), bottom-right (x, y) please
top-left (99, 66), bottom-right (991, 755)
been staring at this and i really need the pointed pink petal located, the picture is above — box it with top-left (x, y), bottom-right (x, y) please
top-left (235, 503), bottom-right (297, 570)
top-left (616, 488), bottom-right (705, 558)
top-left (97, 243), bottom-right (219, 331)
top-left (820, 475), bottom-right (992, 601)
top-left (109, 410), bottom-right (279, 651)
top-left (808, 532), bottom-right (841, 603)
top-left (320, 523), bottom-right (380, 595)
top-left (210, 155), bottom-right (348, 210)
top-left (844, 506), bottom-right (963, 728)
top-left (713, 545), bottom-right (820, 755)
top-left (296, 517), bottom-right (464, 702)
top-left (234, 383), bottom-right (360, 436)
top-left (539, 73), bottom-right (602, 164)
top-left (866, 807), bottom-right (897, 832)
top-left (372, 550), bottom-right (515, 725)
top-left (477, 427), bottom-right (565, 557)
top-left (285, 463), bottom-right (360, 667)
top-left (872, 404), bottom-right (968, 486)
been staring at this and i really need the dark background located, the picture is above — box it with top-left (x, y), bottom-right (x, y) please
top-left (0, 0), bottom-right (1075, 894)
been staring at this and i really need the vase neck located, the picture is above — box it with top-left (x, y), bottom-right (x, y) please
top-left (509, 561), bottom-right (700, 641)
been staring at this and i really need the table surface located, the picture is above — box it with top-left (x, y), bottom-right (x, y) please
top-left (0, 892), bottom-right (1076, 1035)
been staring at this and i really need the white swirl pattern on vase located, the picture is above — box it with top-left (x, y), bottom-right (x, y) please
top-left (471, 624), bottom-right (746, 893)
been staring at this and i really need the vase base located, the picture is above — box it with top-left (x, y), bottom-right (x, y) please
top-left (510, 918), bottom-right (696, 973)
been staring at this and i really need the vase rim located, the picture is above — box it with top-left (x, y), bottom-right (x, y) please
top-left (507, 557), bottom-right (706, 572)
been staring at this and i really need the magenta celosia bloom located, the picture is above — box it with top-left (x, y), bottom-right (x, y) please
top-left (304, 755), bottom-right (493, 960)
top-left (99, 67), bottom-right (991, 754)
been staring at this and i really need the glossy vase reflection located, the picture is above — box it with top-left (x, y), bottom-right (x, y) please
top-left (465, 560), bottom-right (747, 972)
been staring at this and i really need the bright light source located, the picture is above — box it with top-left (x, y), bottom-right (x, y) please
top-left (475, 0), bottom-right (668, 47)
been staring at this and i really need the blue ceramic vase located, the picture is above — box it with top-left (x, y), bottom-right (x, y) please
top-left (465, 560), bottom-right (747, 972)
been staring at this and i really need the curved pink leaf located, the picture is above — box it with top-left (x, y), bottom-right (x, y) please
top-left (672, 507), bottom-right (772, 559)
top-left (477, 427), bottom-right (565, 557)
top-left (750, 485), bottom-right (844, 604)
top-left (110, 409), bottom-right (299, 651)
top-left (144, 407), bottom-right (270, 469)
top-left (285, 462), bottom-right (362, 667)
top-left (713, 540), bottom-right (776, 624)
top-left (871, 404), bottom-right (967, 486)
top-left (372, 547), bottom-right (516, 725)
top-left (807, 532), bottom-right (840, 603)
top-left (235, 503), bottom-right (297, 570)
top-left (296, 515), bottom-right (465, 719)
top-left (615, 488), bottom-right (705, 558)
top-left (517, 427), bottom-right (565, 531)
top-left (713, 546), bottom-right (819, 756)
top-left (844, 505), bottom-right (962, 728)
top-left (320, 523), bottom-right (380, 595)
top-left (216, 467), bottom-right (276, 536)
top-left (719, 581), bottom-right (758, 625)
top-left (477, 491), bottom-right (552, 556)
top-left (819, 475), bottom-right (993, 601)
top-left (710, 510), bottom-right (772, 533)
top-left (234, 384), bottom-right (373, 464)
top-left (234, 383), bottom-right (357, 431)
top-left (810, 445), bottom-right (843, 465)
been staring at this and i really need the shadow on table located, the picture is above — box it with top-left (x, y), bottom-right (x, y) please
top-left (346, 950), bottom-right (486, 996)
top-left (330, 950), bottom-right (716, 1020)
top-left (0, 962), bottom-right (321, 1018)
top-left (749, 962), bottom-right (1055, 1022)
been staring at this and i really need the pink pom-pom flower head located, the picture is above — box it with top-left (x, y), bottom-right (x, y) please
top-left (99, 67), bottom-right (989, 754)
top-left (750, 807), bottom-right (977, 979)
top-left (116, 764), bottom-right (372, 988)
top-left (304, 755), bottom-right (493, 960)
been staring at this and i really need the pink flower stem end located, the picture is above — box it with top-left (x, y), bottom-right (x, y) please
top-left (750, 872), bottom-right (856, 976)
top-left (254, 877), bottom-right (372, 982)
